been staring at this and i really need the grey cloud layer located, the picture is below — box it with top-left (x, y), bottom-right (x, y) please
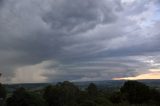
top-left (0, 0), bottom-right (160, 83)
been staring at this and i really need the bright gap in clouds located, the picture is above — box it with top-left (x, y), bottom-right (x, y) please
top-left (113, 69), bottom-right (160, 80)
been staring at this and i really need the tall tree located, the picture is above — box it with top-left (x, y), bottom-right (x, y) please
top-left (0, 83), bottom-right (6, 100)
top-left (87, 83), bottom-right (98, 97)
top-left (120, 81), bottom-right (150, 104)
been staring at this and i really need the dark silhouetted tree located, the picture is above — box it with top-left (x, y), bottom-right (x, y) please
top-left (6, 87), bottom-right (46, 106)
top-left (0, 83), bottom-right (6, 100)
top-left (43, 85), bottom-right (62, 106)
top-left (43, 81), bottom-right (79, 106)
top-left (87, 83), bottom-right (98, 97)
top-left (110, 92), bottom-right (124, 104)
top-left (79, 100), bottom-right (97, 106)
top-left (0, 83), bottom-right (6, 106)
top-left (120, 81), bottom-right (150, 104)
top-left (149, 88), bottom-right (160, 105)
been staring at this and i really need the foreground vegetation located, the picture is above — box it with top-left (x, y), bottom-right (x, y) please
top-left (1, 81), bottom-right (160, 106)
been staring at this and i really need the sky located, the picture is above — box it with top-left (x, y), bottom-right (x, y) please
top-left (0, 0), bottom-right (160, 83)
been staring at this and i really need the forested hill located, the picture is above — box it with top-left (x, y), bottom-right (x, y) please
top-left (1, 80), bottom-right (160, 106)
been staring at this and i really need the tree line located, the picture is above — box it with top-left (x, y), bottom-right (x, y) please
top-left (1, 81), bottom-right (160, 106)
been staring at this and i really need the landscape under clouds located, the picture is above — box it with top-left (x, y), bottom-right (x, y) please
top-left (0, 0), bottom-right (160, 83)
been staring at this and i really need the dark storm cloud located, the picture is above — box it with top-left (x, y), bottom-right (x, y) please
top-left (42, 0), bottom-right (117, 34)
top-left (0, 0), bottom-right (3, 5)
top-left (0, 0), bottom-right (160, 83)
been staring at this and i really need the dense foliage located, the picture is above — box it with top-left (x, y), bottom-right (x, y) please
top-left (0, 83), bottom-right (6, 100)
top-left (43, 81), bottom-right (79, 106)
top-left (120, 81), bottom-right (150, 104)
top-left (0, 83), bottom-right (7, 106)
top-left (0, 81), bottom-right (160, 106)
top-left (6, 87), bottom-right (46, 106)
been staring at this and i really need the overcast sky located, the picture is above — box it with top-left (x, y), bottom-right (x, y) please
top-left (0, 0), bottom-right (160, 83)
